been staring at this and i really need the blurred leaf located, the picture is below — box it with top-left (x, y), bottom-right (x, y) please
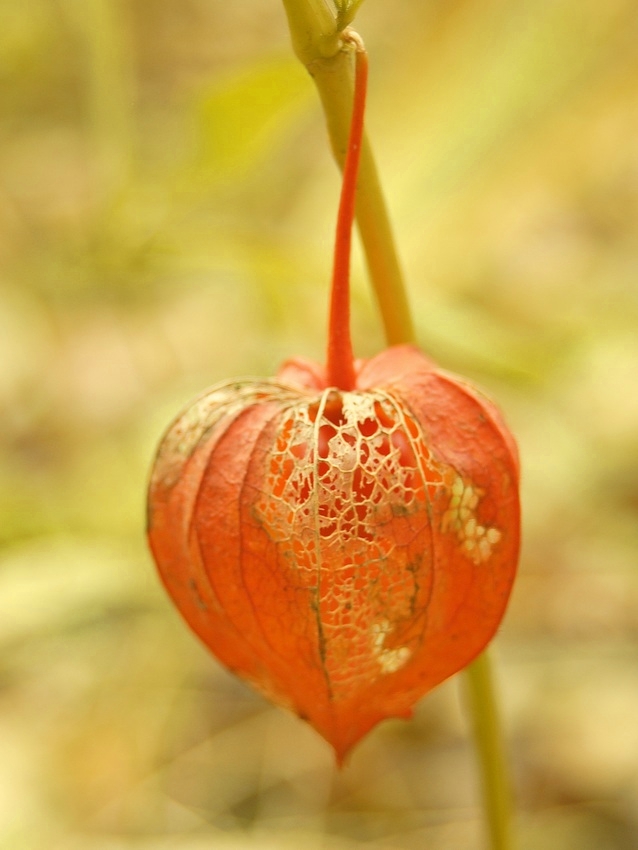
top-left (194, 54), bottom-right (309, 182)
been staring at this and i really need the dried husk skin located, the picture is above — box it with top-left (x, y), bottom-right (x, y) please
top-left (147, 344), bottom-right (520, 762)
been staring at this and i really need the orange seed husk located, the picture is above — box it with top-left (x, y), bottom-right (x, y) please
top-left (147, 344), bottom-right (520, 763)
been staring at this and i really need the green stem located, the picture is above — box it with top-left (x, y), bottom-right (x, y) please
top-left (281, 4), bottom-right (513, 849)
top-left (464, 653), bottom-right (515, 850)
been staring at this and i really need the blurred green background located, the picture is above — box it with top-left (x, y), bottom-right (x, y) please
top-left (1, 0), bottom-right (638, 848)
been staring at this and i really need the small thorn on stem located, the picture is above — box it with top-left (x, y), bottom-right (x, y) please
top-left (326, 36), bottom-right (368, 391)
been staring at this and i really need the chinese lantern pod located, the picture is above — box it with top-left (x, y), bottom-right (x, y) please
top-left (147, 343), bottom-right (520, 762)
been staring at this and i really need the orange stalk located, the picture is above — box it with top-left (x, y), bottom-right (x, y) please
top-left (325, 41), bottom-right (368, 391)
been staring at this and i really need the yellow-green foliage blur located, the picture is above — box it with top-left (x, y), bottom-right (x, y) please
top-left (1, 1), bottom-right (637, 848)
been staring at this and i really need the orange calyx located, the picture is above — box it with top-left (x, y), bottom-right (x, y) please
top-left (147, 344), bottom-right (520, 763)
